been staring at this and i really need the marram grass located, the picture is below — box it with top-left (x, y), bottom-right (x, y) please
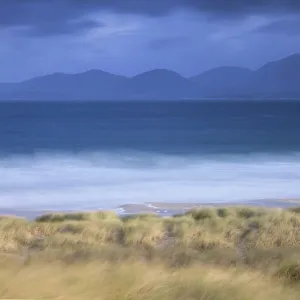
top-left (1, 206), bottom-right (300, 299)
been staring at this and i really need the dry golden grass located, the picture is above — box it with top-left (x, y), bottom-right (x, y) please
top-left (0, 206), bottom-right (300, 299)
top-left (0, 261), bottom-right (299, 300)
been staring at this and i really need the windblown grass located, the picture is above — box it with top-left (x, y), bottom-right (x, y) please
top-left (0, 261), bottom-right (299, 300)
top-left (1, 206), bottom-right (300, 299)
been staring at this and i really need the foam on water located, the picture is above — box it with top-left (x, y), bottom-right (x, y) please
top-left (0, 151), bottom-right (300, 211)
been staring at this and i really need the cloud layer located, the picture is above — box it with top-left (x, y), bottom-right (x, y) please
top-left (1, 0), bottom-right (300, 35)
top-left (0, 0), bottom-right (300, 82)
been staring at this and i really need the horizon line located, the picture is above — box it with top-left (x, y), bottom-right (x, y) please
top-left (1, 52), bottom-right (300, 84)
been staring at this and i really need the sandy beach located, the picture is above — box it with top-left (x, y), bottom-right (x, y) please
top-left (1, 198), bottom-right (299, 220)
top-left (118, 199), bottom-right (300, 215)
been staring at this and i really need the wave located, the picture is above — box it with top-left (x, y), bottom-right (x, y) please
top-left (0, 151), bottom-right (300, 211)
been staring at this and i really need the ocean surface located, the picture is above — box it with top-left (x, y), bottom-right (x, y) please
top-left (1, 100), bottom-right (300, 215)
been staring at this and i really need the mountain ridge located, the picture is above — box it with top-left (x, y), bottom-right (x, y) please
top-left (1, 53), bottom-right (300, 100)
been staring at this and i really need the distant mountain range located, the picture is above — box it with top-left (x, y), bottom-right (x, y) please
top-left (1, 54), bottom-right (300, 100)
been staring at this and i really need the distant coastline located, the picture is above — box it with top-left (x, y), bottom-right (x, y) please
top-left (1, 53), bottom-right (300, 100)
top-left (2, 199), bottom-right (299, 220)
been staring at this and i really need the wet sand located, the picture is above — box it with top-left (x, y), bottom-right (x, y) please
top-left (1, 199), bottom-right (299, 220)
top-left (118, 199), bottom-right (300, 215)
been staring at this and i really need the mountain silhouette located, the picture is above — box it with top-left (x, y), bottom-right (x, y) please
top-left (16, 70), bottom-right (128, 100)
top-left (119, 69), bottom-right (197, 99)
top-left (191, 66), bottom-right (253, 97)
top-left (238, 54), bottom-right (300, 97)
top-left (1, 54), bottom-right (300, 100)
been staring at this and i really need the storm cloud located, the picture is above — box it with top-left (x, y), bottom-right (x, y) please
top-left (255, 18), bottom-right (300, 36)
top-left (148, 36), bottom-right (189, 50)
top-left (0, 0), bottom-right (300, 82)
top-left (1, 0), bottom-right (300, 35)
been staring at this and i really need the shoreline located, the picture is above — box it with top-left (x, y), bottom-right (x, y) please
top-left (1, 198), bottom-right (299, 220)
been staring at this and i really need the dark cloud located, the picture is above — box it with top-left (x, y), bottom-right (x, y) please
top-left (23, 20), bottom-right (101, 37)
top-left (68, 0), bottom-right (300, 16)
top-left (255, 19), bottom-right (300, 36)
top-left (187, 0), bottom-right (300, 14)
top-left (148, 37), bottom-right (189, 50)
top-left (1, 0), bottom-right (300, 36)
top-left (0, 0), bottom-right (102, 36)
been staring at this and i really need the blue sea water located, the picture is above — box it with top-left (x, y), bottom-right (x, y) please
top-left (0, 100), bottom-right (300, 212)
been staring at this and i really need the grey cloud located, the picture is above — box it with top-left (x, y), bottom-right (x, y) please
top-left (0, 0), bottom-right (102, 36)
top-left (255, 19), bottom-right (300, 36)
top-left (148, 36), bottom-right (189, 50)
top-left (69, 0), bottom-right (300, 16)
top-left (23, 20), bottom-right (101, 37)
top-left (1, 0), bottom-right (300, 36)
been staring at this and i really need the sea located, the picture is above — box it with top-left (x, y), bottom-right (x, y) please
top-left (1, 100), bottom-right (300, 217)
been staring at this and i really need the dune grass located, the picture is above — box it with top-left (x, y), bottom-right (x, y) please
top-left (1, 206), bottom-right (300, 299)
top-left (1, 261), bottom-right (299, 300)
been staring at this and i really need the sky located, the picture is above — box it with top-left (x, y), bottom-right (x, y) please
top-left (0, 0), bottom-right (300, 82)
